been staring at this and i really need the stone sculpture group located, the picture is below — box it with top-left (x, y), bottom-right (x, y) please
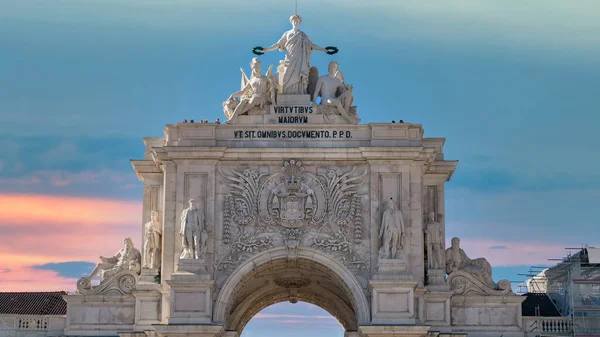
top-left (222, 14), bottom-right (358, 124)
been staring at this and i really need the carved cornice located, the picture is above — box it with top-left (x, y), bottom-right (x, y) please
top-left (425, 160), bottom-right (459, 182)
top-left (130, 160), bottom-right (162, 181)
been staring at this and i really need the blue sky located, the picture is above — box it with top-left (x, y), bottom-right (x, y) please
top-left (1, 0), bottom-right (599, 333)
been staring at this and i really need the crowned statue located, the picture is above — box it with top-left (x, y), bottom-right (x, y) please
top-left (259, 14), bottom-right (333, 95)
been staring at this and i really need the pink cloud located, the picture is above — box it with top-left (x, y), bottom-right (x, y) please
top-left (0, 193), bottom-right (140, 228)
top-left (0, 193), bottom-right (141, 291)
top-left (0, 262), bottom-right (77, 292)
top-left (0, 169), bottom-right (134, 188)
top-left (453, 238), bottom-right (567, 266)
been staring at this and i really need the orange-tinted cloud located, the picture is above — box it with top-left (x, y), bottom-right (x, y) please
top-left (0, 193), bottom-right (141, 291)
top-left (0, 193), bottom-right (140, 228)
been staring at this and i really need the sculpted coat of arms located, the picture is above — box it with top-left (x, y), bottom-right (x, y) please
top-left (258, 160), bottom-right (326, 228)
top-left (216, 159), bottom-right (368, 285)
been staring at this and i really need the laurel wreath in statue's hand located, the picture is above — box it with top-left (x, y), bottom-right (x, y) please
top-left (252, 46), bottom-right (264, 55)
top-left (325, 46), bottom-right (339, 55)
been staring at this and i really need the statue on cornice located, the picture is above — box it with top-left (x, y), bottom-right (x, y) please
top-left (85, 238), bottom-right (141, 283)
top-left (313, 61), bottom-right (358, 124)
top-left (223, 57), bottom-right (275, 121)
top-left (259, 14), bottom-right (331, 95)
top-left (445, 237), bottom-right (494, 287)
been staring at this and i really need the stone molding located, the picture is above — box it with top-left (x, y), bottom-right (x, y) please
top-left (76, 270), bottom-right (139, 296)
top-left (447, 270), bottom-right (513, 296)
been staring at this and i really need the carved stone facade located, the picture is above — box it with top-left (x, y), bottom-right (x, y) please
top-left (62, 13), bottom-right (526, 337)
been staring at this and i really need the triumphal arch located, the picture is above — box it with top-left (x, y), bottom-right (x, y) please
top-left (64, 14), bottom-right (525, 337)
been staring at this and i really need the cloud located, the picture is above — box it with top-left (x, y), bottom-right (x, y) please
top-left (448, 167), bottom-right (600, 193)
top-left (0, 176), bottom-right (41, 185)
top-left (0, 193), bottom-right (140, 228)
top-left (489, 245), bottom-right (508, 250)
top-left (445, 188), bottom-right (600, 245)
top-left (333, 1), bottom-right (600, 63)
top-left (452, 238), bottom-right (566, 267)
top-left (0, 264), bottom-right (76, 292)
top-left (0, 134), bottom-right (143, 199)
top-left (33, 261), bottom-right (95, 279)
top-left (0, 193), bottom-right (141, 291)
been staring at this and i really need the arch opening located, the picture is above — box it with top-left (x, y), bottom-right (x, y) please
top-left (240, 301), bottom-right (344, 337)
top-left (213, 247), bottom-right (370, 333)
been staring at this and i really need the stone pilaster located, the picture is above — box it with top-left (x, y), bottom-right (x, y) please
top-left (166, 273), bottom-right (216, 325)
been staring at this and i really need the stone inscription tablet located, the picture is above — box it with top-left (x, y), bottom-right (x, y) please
top-left (232, 130), bottom-right (353, 139)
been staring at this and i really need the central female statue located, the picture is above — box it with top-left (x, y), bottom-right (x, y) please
top-left (262, 15), bottom-right (329, 94)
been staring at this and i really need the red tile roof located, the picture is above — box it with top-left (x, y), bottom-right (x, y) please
top-left (0, 292), bottom-right (67, 315)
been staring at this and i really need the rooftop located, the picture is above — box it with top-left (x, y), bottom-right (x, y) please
top-left (0, 292), bottom-right (68, 315)
top-left (521, 292), bottom-right (561, 317)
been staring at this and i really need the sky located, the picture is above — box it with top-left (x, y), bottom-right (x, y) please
top-left (1, 0), bottom-right (600, 334)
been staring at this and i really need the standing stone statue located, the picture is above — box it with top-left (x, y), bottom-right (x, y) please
top-left (313, 61), bottom-right (357, 123)
top-left (260, 14), bottom-right (330, 94)
top-left (379, 198), bottom-right (405, 259)
top-left (425, 212), bottom-right (444, 269)
top-left (445, 237), bottom-right (495, 288)
top-left (180, 199), bottom-right (207, 260)
top-left (143, 211), bottom-right (162, 269)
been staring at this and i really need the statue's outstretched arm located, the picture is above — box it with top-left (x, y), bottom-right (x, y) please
top-left (262, 42), bottom-right (281, 53)
top-left (311, 43), bottom-right (327, 52)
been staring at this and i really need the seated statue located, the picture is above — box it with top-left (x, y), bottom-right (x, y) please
top-left (223, 57), bottom-right (275, 121)
top-left (85, 237), bottom-right (141, 283)
top-left (445, 237), bottom-right (495, 288)
top-left (312, 61), bottom-right (359, 124)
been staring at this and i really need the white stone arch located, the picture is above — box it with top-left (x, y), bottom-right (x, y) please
top-left (213, 247), bottom-right (370, 330)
